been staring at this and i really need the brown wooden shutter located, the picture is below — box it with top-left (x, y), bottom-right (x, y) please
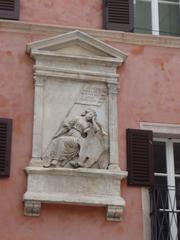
top-left (127, 129), bottom-right (154, 186)
top-left (103, 0), bottom-right (133, 32)
top-left (0, 118), bottom-right (12, 177)
top-left (0, 0), bottom-right (19, 20)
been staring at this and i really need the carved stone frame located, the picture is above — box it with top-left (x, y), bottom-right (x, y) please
top-left (24, 30), bottom-right (128, 221)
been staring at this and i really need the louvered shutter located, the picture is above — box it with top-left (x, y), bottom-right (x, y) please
top-left (0, 118), bottom-right (12, 177)
top-left (103, 0), bottom-right (133, 32)
top-left (127, 129), bottom-right (154, 186)
top-left (0, 0), bottom-right (19, 20)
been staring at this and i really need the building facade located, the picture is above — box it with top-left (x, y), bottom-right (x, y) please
top-left (0, 1), bottom-right (180, 239)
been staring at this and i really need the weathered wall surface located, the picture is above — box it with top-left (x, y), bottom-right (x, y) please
top-left (20, 0), bottom-right (103, 28)
top-left (0, 28), bottom-right (180, 240)
top-left (117, 43), bottom-right (180, 170)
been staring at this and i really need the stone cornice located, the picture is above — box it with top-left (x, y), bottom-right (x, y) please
top-left (0, 19), bottom-right (180, 49)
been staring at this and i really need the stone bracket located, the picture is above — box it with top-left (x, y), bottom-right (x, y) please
top-left (107, 205), bottom-right (124, 221)
top-left (24, 200), bottom-right (124, 222)
top-left (24, 200), bottom-right (41, 217)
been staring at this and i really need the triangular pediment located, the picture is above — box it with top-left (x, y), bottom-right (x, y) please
top-left (42, 39), bottom-right (114, 58)
top-left (27, 30), bottom-right (127, 62)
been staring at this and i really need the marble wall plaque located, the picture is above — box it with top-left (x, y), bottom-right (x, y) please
top-left (24, 30), bottom-right (128, 221)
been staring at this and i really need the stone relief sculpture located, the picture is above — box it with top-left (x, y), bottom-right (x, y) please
top-left (24, 31), bottom-right (128, 221)
top-left (43, 109), bottom-right (108, 169)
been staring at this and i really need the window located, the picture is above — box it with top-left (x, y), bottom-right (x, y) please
top-left (0, 0), bottom-right (20, 20)
top-left (103, 0), bottom-right (180, 36)
top-left (127, 125), bottom-right (180, 240)
top-left (150, 139), bottom-right (180, 239)
top-left (134, 0), bottom-right (180, 36)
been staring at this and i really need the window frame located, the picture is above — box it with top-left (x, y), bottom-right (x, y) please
top-left (153, 137), bottom-right (180, 239)
top-left (140, 122), bottom-right (180, 240)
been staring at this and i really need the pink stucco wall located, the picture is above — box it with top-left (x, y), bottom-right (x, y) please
top-left (0, 28), bottom-right (180, 240)
top-left (20, 0), bottom-right (103, 28)
top-left (117, 43), bottom-right (180, 170)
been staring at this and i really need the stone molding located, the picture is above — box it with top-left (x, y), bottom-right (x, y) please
top-left (1, 20), bottom-right (180, 49)
top-left (140, 122), bottom-right (180, 137)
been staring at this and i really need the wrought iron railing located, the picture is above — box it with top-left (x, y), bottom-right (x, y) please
top-left (150, 185), bottom-right (180, 240)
